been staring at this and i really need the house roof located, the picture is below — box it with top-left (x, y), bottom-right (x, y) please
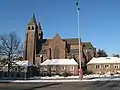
top-left (87, 57), bottom-right (120, 64)
top-left (13, 60), bottom-right (33, 67)
top-left (40, 58), bottom-right (78, 65)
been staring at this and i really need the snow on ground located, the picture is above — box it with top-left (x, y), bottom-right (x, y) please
top-left (40, 75), bottom-right (80, 79)
top-left (38, 74), bottom-right (120, 80)
top-left (0, 74), bottom-right (120, 82)
top-left (2, 77), bottom-right (120, 83)
top-left (83, 74), bottom-right (120, 78)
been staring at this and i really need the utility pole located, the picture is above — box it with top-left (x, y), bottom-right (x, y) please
top-left (75, 0), bottom-right (83, 79)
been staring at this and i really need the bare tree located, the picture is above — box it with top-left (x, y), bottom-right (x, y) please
top-left (14, 44), bottom-right (24, 60)
top-left (0, 32), bottom-right (22, 76)
top-left (113, 53), bottom-right (120, 58)
top-left (97, 49), bottom-right (108, 57)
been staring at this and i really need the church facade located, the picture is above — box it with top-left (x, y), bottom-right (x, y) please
top-left (24, 14), bottom-right (96, 67)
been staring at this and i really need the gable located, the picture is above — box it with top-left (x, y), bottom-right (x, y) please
top-left (52, 34), bottom-right (63, 42)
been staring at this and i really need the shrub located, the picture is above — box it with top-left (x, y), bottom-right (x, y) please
top-left (62, 72), bottom-right (72, 77)
top-left (87, 70), bottom-right (93, 75)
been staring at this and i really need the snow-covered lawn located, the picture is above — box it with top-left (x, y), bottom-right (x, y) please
top-left (83, 74), bottom-right (120, 78)
top-left (39, 74), bottom-right (120, 80)
top-left (0, 74), bottom-right (120, 83)
top-left (40, 75), bottom-right (80, 79)
top-left (2, 76), bottom-right (120, 83)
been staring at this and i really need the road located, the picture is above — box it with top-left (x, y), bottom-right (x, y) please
top-left (0, 81), bottom-right (120, 90)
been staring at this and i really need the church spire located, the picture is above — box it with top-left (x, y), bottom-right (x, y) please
top-left (28, 13), bottom-right (37, 25)
top-left (38, 22), bottom-right (42, 30)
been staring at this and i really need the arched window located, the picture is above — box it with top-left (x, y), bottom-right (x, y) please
top-left (28, 26), bottom-right (30, 30)
top-left (32, 26), bottom-right (34, 30)
top-left (54, 46), bottom-right (60, 59)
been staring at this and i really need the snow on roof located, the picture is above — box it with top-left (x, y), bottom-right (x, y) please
top-left (4, 60), bottom-right (33, 67)
top-left (87, 57), bottom-right (120, 64)
top-left (40, 58), bottom-right (78, 65)
top-left (15, 60), bottom-right (33, 67)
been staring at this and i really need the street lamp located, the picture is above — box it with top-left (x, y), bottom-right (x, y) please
top-left (24, 66), bottom-right (27, 80)
top-left (75, 0), bottom-right (83, 79)
top-left (40, 55), bottom-right (43, 63)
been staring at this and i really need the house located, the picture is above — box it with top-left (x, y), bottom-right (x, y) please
top-left (87, 57), bottom-right (120, 74)
top-left (0, 61), bottom-right (36, 78)
top-left (39, 58), bottom-right (78, 76)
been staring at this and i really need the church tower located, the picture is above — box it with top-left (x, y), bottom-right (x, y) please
top-left (36, 22), bottom-right (43, 54)
top-left (38, 22), bottom-right (43, 40)
top-left (24, 14), bottom-right (38, 65)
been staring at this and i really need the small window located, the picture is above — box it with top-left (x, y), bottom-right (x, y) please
top-left (43, 67), bottom-right (47, 71)
top-left (28, 26), bottom-right (30, 30)
top-left (51, 66), bottom-right (56, 71)
top-left (63, 66), bottom-right (65, 70)
top-left (104, 65), bottom-right (110, 69)
top-left (69, 66), bottom-right (74, 71)
top-left (95, 65), bottom-right (100, 69)
top-left (114, 65), bottom-right (119, 69)
top-left (32, 26), bottom-right (34, 30)
top-left (72, 66), bottom-right (74, 70)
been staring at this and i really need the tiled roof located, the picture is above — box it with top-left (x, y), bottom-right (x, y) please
top-left (82, 42), bottom-right (94, 49)
top-left (63, 38), bottom-right (79, 45)
top-left (41, 38), bottom-right (94, 49)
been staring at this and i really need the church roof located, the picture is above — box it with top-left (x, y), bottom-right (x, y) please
top-left (41, 38), bottom-right (94, 49)
top-left (82, 42), bottom-right (94, 49)
top-left (63, 38), bottom-right (78, 45)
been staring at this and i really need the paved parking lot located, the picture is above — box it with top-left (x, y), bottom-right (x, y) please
top-left (0, 81), bottom-right (120, 90)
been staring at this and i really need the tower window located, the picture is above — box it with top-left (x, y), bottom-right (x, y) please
top-left (32, 26), bottom-right (34, 30)
top-left (83, 45), bottom-right (85, 47)
top-left (28, 26), bottom-right (30, 30)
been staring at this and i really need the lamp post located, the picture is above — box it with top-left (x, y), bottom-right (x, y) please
top-left (40, 55), bottom-right (43, 63)
top-left (24, 66), bottom-right (27, 80)
top-left (75, 0), bottom-right (83, 79)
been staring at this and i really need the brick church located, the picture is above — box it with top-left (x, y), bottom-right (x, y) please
top-left (24, 14), bottom-right (96, 67)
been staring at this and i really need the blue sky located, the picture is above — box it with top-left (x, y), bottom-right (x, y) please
top-left (0, 0), bottom-right (120, 56)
